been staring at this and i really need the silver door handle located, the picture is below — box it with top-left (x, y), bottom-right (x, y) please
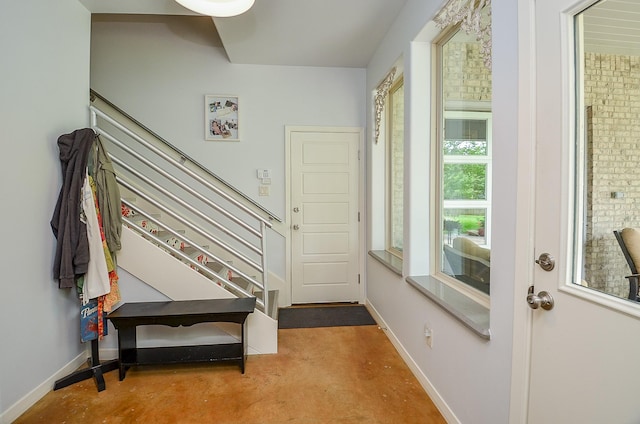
top-left (527, 288), bottom-right (554, 310)
top-left (293, 224), bottom-right (299, 230)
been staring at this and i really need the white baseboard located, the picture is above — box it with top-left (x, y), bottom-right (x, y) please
top-left (99, 347), bottom-right (119, 360)
top-left (364, 300), bottom-right (459, 424)
top-left (1, 350), bottom-right (89, 424)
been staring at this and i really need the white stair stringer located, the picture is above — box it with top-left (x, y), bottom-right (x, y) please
top-left (118, 226), bottom-right (278, 354)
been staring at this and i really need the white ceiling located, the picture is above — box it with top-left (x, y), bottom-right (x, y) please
top-left (79, 0), bottom-right (408, 68)
top-left (80, 0), bottom-right (640, 67)
top-left (583, 0), bottom-right (640, 57)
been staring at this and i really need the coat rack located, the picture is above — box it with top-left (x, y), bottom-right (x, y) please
top-left (50, 128), bottom-right (122, 392)
top-left (53, 339), bottom-right (118, 392)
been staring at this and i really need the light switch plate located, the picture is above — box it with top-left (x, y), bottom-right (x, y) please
top-left (257, 169), bottom-right (271, 179)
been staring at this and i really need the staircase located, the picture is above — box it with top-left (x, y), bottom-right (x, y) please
top-left (90, 91), bottom-right (280, 354)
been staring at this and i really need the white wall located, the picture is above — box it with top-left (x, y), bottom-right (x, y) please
top-left (90, 15), bottom-right (366, 221)
top-left (365, 0), bottom-right (520, 422)
top-left (0, 1), bottom-right (92, 421)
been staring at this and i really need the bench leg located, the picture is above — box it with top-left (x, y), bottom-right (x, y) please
top-left (241, 321), bottom-right (247, 374)
top-left (117, 326), bottom-right (137, 381)
top-left (119, 365), bottom-right (127, 381)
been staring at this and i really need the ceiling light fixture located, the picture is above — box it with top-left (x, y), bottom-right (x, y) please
top-left (175, 0), bottom-right (255, 17)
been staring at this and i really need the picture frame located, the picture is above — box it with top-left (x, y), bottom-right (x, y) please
top-left (205, 95), bottom-right (239, 141)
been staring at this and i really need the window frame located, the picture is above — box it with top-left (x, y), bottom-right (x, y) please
top-left (432, 25), bottom-right (492, 305)
top-left (386, 76), bottom-right (405, 258)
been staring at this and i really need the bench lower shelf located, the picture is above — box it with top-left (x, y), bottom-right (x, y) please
top-left (121, 343), bottom-right (243, 368)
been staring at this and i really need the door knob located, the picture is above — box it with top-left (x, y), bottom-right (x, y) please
top-left (527, 287), bottom-right (554, 310)
top-left (293, 207), bottom-right (299, 213)
top-left (293, 224), bottom-right (299, 230)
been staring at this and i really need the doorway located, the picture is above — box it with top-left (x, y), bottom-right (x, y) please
top-left (286, 127), bottom-right (363, 304)
top-left (522, 0), bottom-right (640, 422)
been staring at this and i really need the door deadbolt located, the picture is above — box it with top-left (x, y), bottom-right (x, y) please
top-left (535, 253), bottom-right (555, 271)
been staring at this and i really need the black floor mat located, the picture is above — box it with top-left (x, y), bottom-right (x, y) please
top-left (278, 305), bottom-right (377, 329)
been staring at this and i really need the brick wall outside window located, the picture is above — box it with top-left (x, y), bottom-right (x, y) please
top-left (584, 53), bottom-right (640, 298)
top-left (443, 42), bottom-right (492, 103)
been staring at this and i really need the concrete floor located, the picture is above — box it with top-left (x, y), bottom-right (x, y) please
top-left (15, 326), bottom-right (445, 423)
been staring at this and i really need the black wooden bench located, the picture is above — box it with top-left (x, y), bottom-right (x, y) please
top-left (107, 297), bottom-right (256, 380)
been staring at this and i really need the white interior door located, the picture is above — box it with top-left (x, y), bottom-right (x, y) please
top-left (290, 129), bottom-right (360, 304)
top-left (529, 0), bottom-right (640, 422)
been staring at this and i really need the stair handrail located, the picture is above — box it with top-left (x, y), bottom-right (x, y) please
top-left (90, 106), bottom-right (273, 230)
top-left (90, 90), bottom-right (282, 223)
top-left (100, 130), bottom-right (264, 237)
top-left (90, 99), bottom-right (271, 315)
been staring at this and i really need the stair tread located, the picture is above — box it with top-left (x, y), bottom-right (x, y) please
top-left (182, 246), bottom-right (198, 255)
top-left (230, 276), bottom-right (252, 290)
top-left (130, 213), bottom-right (161, 220)
top-left (206, 262), bottom-right (226, 272)
top-left (157, 230), bottom-right (185, 238)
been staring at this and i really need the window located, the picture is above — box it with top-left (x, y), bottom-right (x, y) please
top-left (437, 27), bottom-right (492, 297)
top-left (387, 77), bottom-right (404, 257)
top-left (443, 111), bottom-right (491, 244)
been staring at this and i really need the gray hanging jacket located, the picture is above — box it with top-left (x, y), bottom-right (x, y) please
top-left (51, 128), bottom-right (95, 289)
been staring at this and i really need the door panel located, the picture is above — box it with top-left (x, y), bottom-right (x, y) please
top-left (303, 232), bottom-right (349, 254)
top-left (529, 0), bottom-right (640, 422)
top-left (303, 262), bottom-right (349, 284)
top-left (303, 203), bottom-right (349, 224)
top-left (303, 173), bottom-right (349, 193)
top-left (291, 130), bottom-right (360, 303)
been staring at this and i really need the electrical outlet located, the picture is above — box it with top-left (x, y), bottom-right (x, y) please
top-left (259, 185), bottom-right (270, 196)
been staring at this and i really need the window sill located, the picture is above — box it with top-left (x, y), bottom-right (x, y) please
top-left (406, 275), bottom-right (491, 340)
top-left (368, 250), bottom-right (402, 276)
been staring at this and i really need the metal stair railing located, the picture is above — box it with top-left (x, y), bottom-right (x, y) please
top-left (99, 128), bottom-right (264, 239)
top-left (121, 201), bottom-right (260, 306)
top-left (90, 93), bottom-right (276, 315)
top-left (119, 184), bottom-right (263, 273)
